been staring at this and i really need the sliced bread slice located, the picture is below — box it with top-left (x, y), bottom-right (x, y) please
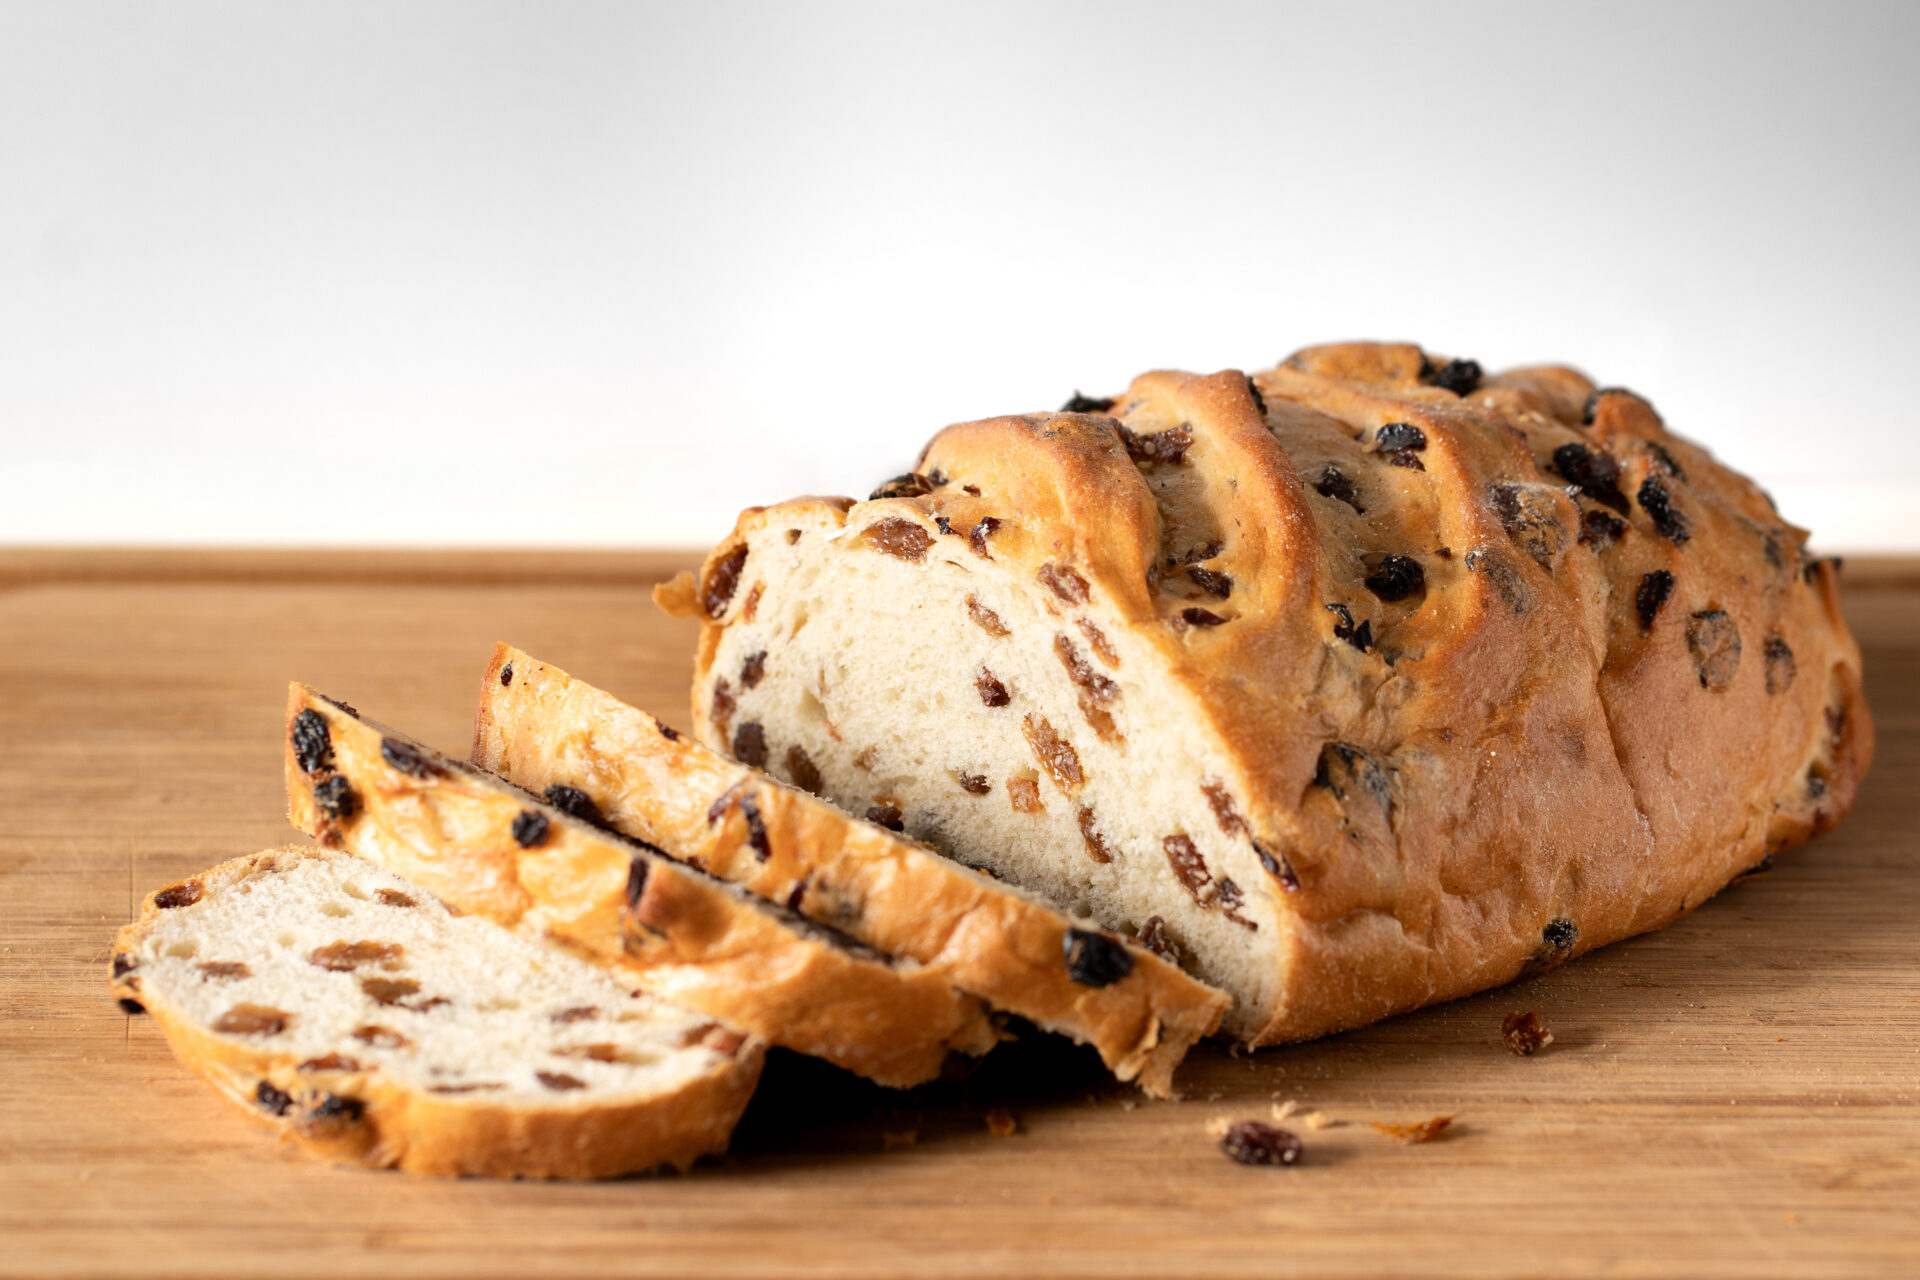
top-left (285, 685), bottom-right (997, 1087)
top-left (109, 845), bottom-right (764, 1179)
top-left (473, 645), bottom-right (1230, 1098)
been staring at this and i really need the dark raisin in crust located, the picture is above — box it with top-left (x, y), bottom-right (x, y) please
top-left (869, 472), bottom-right (935, 501)
top-left (1246, 376), bottom-right (1268, 418)
top-left (1187, 566), bottom-right (1233, 598)
top-left (1685, 609), bottom-right (1743, 690)
top-left (291, 709), bottom-right (334, 775)
top-left (1221, 1120), bottom-right (1302, 1166)
top-left (1635, 570), bottom-right (1675, 630)
top-left (380, 737), bottom-right (443, 779)
top-left (1372, 422), bottom-right (1427, 453)
top-left (967, 516), bottom-right (1000, 559)
top-left (154, 881), bottom-right (204, 910)
top-left (1117, 423), bottom-right (1194, 467)
top-left (1422, 356), bottom-right (1482, 397)
top-left (1253, 839), bottom-right (1301, 891)
top-left (1312, 465), bottom-right (1365, 513)
top-left (499, 661), bottom-right (513, 686)
top-left (1324, 602), bottom-right (1372, 652)
top-left (1180, 607), bottom-right (1227, 628)
top-left (1550, 442), bottom-right (1630, 514)
top-left (256, 1081), bottom-right (293, 1115)
top-left (1363, 554), bottom-right (1425, 602)
top-left (543, 784), bottom-right (602, 824)
top-left (1764, 635), bottom-right (1797, 695)
top-left (741, 794), bottom-right (771, 859)
top-left (313, 775), bottom-right (360, 821)
top-left (511, 810), bottom-right (551, 848)
top-left (1637, 476), bottom-right (1691, 543)
top-left (1062, 928), bottom-right (1135, 987)
top-left (1578, 509), bottom-right (1626, 547)
top-left (1061, 392), bottom-right (1115, 414)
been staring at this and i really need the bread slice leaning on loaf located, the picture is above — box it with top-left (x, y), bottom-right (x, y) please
top-left (472, 643), bottom-right (1229, 1098)
top-left (659, 340), bottom-right (1874, 1046)
top-left (109, 846), bottom-right (764, 1178)
top-left (284, 686), bottom-right (997, 1087)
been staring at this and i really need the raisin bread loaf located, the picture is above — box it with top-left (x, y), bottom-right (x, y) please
top-left (285, 686), bottom-right (997, 1086)
top-left (472, 644), bottom-right (1229, 1097)
top-left (109, 846), bottom-right (763, 1178)
top-left (658, 341), bottom-right (1873, 1046)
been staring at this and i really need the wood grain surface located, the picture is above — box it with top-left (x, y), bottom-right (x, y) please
top-left (2, 550), bottom-right (1915, 1279)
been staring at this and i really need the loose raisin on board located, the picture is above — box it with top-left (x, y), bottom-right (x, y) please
top-left (976, 666), bottom-right (1011, 707)
top-left (380, 737), bottom-right (443, 779)
top-left (1076, 806), bottom-right (1114, 864)
top-left (1118, 423), bottom-right (1194, 467)
top-left (544, 784), bottom-right (603, 824)
top-left (255, 1081), bottom-right (293, 1116)
top-left (1163, 834), bottom-right (1213, 901)
top-left (499, 662), bottom-right (513, 687)
top-left (1550, 442), bottom-right (1631, 514)
top-left (197, 961), bottom-right (250, 980)
top-left (1253, 839), bottom-right (1301, 891)
top-left (786, 745), bottom-right (823, 795)
top-left (1188, 566), bottom-right (1233, 598)
top-left (869, 472), bottom-right (934, 500)
top-left (1062, 928), bottom-right (1135, 987)
top-left (863, 518), bottom-right (933, 562)
top-left (1038, 562), bottom-right (1091, 604)
top-left (1221, 1121), bottom-right (1302, 1166)
top-left (1373, 422), bottom-right (1427, 453)
top-left (957, 772), bottom-right (991, 796)
top-left (1022, 715), bottom-right (1084, 790)
top-left (352, 1025), bottom-right (409, 1049)
top-left (1636, 570), bottom-right (1675, 630)
top-left (704, 545), bottom-right (749, 619)
top-left (967, 595), bottom-right (1011, 637)
top-left (291, 708), bottom-right (334, 774)
top-left (373, 889), bottom-right (417, 908)
top-left (1137, 916), bottom-right (1177, 960)
top-left (1578, 509), bottom-right (1626, 547)
top-left (1062, 392), bottom-right (1115, 413)
top-left (1423, 357), bottom-right (1482, 396)
top-left (1764, 635), bottom-right (1797, 694)
top-left (215, 1004), bottom-right (291, 1036)
top-left (308, 941), bottom-right (403, 972)
top-left (1312, 465), bottom-right (1365, 513)
top-left (1007, 776), bottom-right (1044, 813)
top-left (740, 650), bottom-right (767, 689)
top-left (1180, 607), bottom-right (1228, 628)
top-left (1502, 1010), bottom-right (1554, 1056)
top-left (865, 802), bottom-right (904, 832)
top-left (1363, 554), bottom-right (1425, 602)
top-left (1686, 610), bottom-right (1743, 690)
top-left (511, 810), bottom-right (550, 848)
top-left (154, 881), bottom-right (203, 910)
top-left (1638, 476), bottom-right (1691, 543)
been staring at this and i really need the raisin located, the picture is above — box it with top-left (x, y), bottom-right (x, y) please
top-left (1550, 442), bottom-right (1630, 514)
top-left (291, 708), bottom-right (333, 775)
top-left (741, 793), bottom-right (771, 858)
top-left (1502, 1010), bottom-right (1554, 1056)
top-left (537, 1071), bottom-right (588, 1091)
top-left (1076, 806), bottom-right (1114, 864)
top-left (1061, 392), bottom-right (1115, 413)
top-left (740, 650), bottom-right (767, 689)
top-left (1007, 776), bottom-right (1044, 814)
top-left (373, 888), bottom-right (417, 908)
top-left (1253, 839), bottom-right (1301, 891)
top-left (703, 545), bottom-right (749, 619)
top-left (1372, 422), bottom-right (1427, 453)
top-left (863, 517), bottom-right (933, 562)
top-left (957, 772), bottom-right (991, 796)
top-left (865, 802), bottom-right (904, 832)
top-left (786, 745), bottom-right (823, 795)
top-left (197, 961), bottom-right (250, 980)
top-left (1686, 609), bottom-right (1742, 690)
top-left (963, 484), bottom-right (982, 496)
top-left (1022, 715), bottom-right (1084, 791)
top-left (117, 998), bottom-right (145, 1015)
top-left (298, 1053), bottom-right (363, 1072)
top-left (1078, 619), bottom-right (1119, 665)
top-left (1062, 928), bottom-right (1135, 987)
top-left (869, 472), bottom-right (934, 500)
top-left (1216, 877), bottom-right (1256, 929)
top-left (1635, 570), bottom-right (1675, 630)
top-left (255, 1081), bottom-right (293, 1116)
top-left (380, 737), bottom-right (443, 779)
top-left (1643, 441), bottom-right (1685, 480)
top-left (710, 677), bottom-right (736, 736)
top-left (1637, 476), bottom-right (1690, 543)
top-left (1117, 423), bottom-right (1193, 467)
top-left (215, 1004), bottom-right (291, 1036)
top-left (1246, 376), bottom-right (1268, 418)
top-left (550, 1006), bottom-right (600, 1024)
top-left (1764, 635), bottom-right (1797, 695)
top-left (1324, 602), bottom-right (1372, 652)
top-left (1202, 781), bottom-right (1246, 836)
top-left (352, 1025), bottom-right (409, 1049)
top-left (306, 1094), bottom-right (365, 1124)
top-left (1363, 554), bottom-right (1425, 602)
top-left (1054, 635), bottom-right (1118, 703)
top-left (1221, 1121), bottom-right (1302, 1166)
top-left (1163, 834), bottom-right (1213, 901)
top-left (732, 719), bottom-right (772, 769)
top-left (312, 775), bottom-right (359, 823)
top-left (308, 941), bottom-right (402, 972)
top-left (625, 856), bottom-right (651, 910)
top-left (976, 666), bottom-right (1011, 707)
top-left (741, 584), bottom-right (762, 622)
top-left (1037, 562), bottom-right (1090, 604)
top-left (656, 721), bottom-right (681, 741)
top-left (1382, 448), bottom-right (1425, 470)
top-left (360, 977), bottom-right (421, 1006)
top-left (499, 661), bottom-right (513, 687)
top-left (1490, 482), bottom-right (1566, 570)
top-left (1188, 566), bottom-right (1233, 598)
top-left (1464, 547), bottom-right (1529, 614)
top-left (1733, 854), bottom-right (1775, 883)
top-left (544, 783), bottom-right (602, 824)
top-left (1313, 742), bottom-right (1390, 804)
top-left (153, 881), bottom-right (203, 910)
top-left (112, 953), bottom-right (137, 978)
top-left (1541, 918), bottom-right (1579, 956)
top-left (968, 517), bottom-right (1001, 559)
top-left (1807, 769), bottom-right (1829, 800)
top-left (511, 809), bottom-right (551, 848)
top-left (967, 594), bottom-right (1010, 637)
top-left (1312, 465), bottom-right (1365, 513)
top-left (1578, 509), bottom-right (1626, 547)
top-left (1180, 607), bottom-right (1228, 628)
top-left (784, 874), bottom-right (808, 909)
top-left (1137, 916), bottom-right (1177, 960)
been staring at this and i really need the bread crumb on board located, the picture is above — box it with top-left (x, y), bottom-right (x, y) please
top-left (882, 1130), bottom-right (918, 1150)
top-left (1371, 1116), bottom-right (1455, 1143)
top-left (984, 1108), bottom-right (1017, 1137)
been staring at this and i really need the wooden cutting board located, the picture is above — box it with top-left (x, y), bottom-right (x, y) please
top-left (2, 549), bottom-right (1915, 1279)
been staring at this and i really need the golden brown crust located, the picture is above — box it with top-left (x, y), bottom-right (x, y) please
top-left (284, 687), bottom-right (997, 1086)
top-left (472, 645), bottom-right (1229, 1097)
top-left (681, 342), bottom-right (1873, 1045)
top-left (109, 847), bottom-right (764, 1179)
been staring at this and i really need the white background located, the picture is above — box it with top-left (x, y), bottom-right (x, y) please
top-left (3, 0), bottom-right (1916, 550)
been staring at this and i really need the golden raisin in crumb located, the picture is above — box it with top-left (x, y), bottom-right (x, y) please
top-left (865, 801), bottom-right (904, 831)
top-left (985, 1108), bottom-right (1019, 1137)
top-left (553, 1043), bottom-right (622, 1063)
top-left (291, 708), bottom-right (333, 774)
top-left (255, 1081), bottom-right (293, 1115)
top-left (1222, 1121), bottom-right (1302, 1166)
top-left (703, 545), bottom-right (749, 618)
top-left (1637, 476), bottom-right (1691, 543)
top-left (1117, 422), bottom-right (1194, 467)
top-left (1324, 602), bottom-right (1372, 651)
top-left (1054, 634), bottom-right (1118, 704)
top-left (1022, 714), bottom-right (1083, 791)
top-left (550, 1006), bottom-right (599, 1024)
top-left (710, 676), bottom-right (736, 736)
top-left (1202, 781), bottom-right (1246, 836)
top-left (862, 517), bottom-right (933, 562)
top-left (1007, 776), bottom-right (1044, 814)
top-left (968, 516), bottom-right (1001, 559)
top-left (1188, 566), bottom-right (1233, 598)
top-left (957, 772), bottom-right (991, 796)
top-left (1578, 509), bottom-right (1626, 547)
top-left (1764, 635), bottom-right (1797, 694)
top-left (1551, 442), bottom-right (1630, 514)
top-left (360, 977), bottom-right (423, 1006)
top-left (1312, 465), bottom-right (1365, 513)
top-left (1422, 356), bottom-right (1482, 396)
top-left (1163, 835), bottom-right (1213, 901)
top-left (1061, 392), bottom-right (1115, 413)
top-left (1686, 609), bottom-right (1742, 690)
top-left (373, 888), bottom-right (417, 908)
top-left (1180, 607), bottom-right (1227, 628)
top-left (499, 661), bottom-right (513, 686)
top-left (1502, 1010), bottom-right (1554, 1056)
top-left (1063, 928), bottom-right (1134, 987)
top-left (1076, 806), bottom-right (1114, 864)
top-left (380, 736), bottom-right (444, 779)
top-left (196, 961), bottom-right (251, 980)
top-left (1137, 916), bottom-right (1177, 960)
top-left (1037, 562), bottom-right (1090, 605)
top-left (544, 783), bottom-right (603, 824)
top-left (1077, 619), bottom-right (1118, 666)
top-left (731, 721), bottom-right (768, 768)
top-left (1362, 554), bottom-right (1425, 602)
top-left (428, 1083), bottom-right (505, 1094)
top-left (740, 650), bottom-right (767, 689)
top-left (537, 1071), bottom-right (588, 1091)
top-left (1372, 421), bottom-right (1427, 453)
top-left (741, 583), bottom-right (762, 622)
top-left (1372, 1116), bottom-right (1454, 1143)
top-left (786, 745), bottom-right (823, 795)
top-left (352, 1025), bottom-right (409, 1049)
top-left (1635, 570), bottom-right (1675, 630)
top-left (967, 594), bottom-right (1011, 637)
top-left (215, 1004), bottom-right (291, 1036)
top-left (298, 1053), bottom-right (363, 1072)
top-left (1253, 839), bottom-right (1301, 891)
top-left (312, 775), bottom-right (360, 821)
top-left (976, 666), bottom-right (1011, 707)
top-left (869, 472), bottom-right (934, 500)
top-left (786, 528), bottom-right (802, 544)
top-left (154, 881), bottom-right (203, 910)
top-left (511, 809), bottom-right (550, 848)
top-left (307, 941), bottom-right (403, 972)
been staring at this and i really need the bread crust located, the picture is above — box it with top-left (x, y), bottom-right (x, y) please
top-left (673, 343), bottom-right (1873, 1045)
top-left (110, 847), bottom-right (764, 1179)
top-left (472, 644), bottom-right (1228, 1097)
top-left (284, 687), bottom-right (997, 1086)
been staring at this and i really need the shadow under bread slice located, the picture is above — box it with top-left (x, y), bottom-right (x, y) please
top-left (284, 685), bottom-right (998, 1088)
top-left (472, 645), bottom-right (1231, 1099)
top-left (109, 845), bottom-right (763, 1179)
